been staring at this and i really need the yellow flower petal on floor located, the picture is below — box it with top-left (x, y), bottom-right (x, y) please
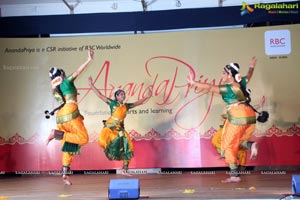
top-left (249, 186), bottom-right (256, 190)
top-left (58, 194), bottom-right (72, 198)
top-left (183, 189), bottom-right (195, 194)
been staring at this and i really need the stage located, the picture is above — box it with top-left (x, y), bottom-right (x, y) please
top-left (0, 169), bottom-right (299, 200)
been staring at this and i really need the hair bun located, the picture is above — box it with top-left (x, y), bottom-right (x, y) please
top-left (257, 111), bottom-right (269, 123)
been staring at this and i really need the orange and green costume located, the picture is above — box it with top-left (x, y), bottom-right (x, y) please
top-left (54, 75), bottom-right (89, 167)
top-left (218, 77), bottom-right (256, 173)
top-left (98, 98), bottom-right (134, 169)
top-left (211, 122), bottom-right (247, 167)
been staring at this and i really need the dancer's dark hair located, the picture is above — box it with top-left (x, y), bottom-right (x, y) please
top-left (45, 67), bottom-right (66, 119)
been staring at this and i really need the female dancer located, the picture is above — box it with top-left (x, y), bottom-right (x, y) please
top-left (88, 76), bottom-right (152, 175)
top-left (46, 49), bottom-right (94, 185)
top-left (187, 57), bottom-right (258, 183)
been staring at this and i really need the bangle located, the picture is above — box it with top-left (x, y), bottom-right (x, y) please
top-left (249, 65), bottom-right (255, 69)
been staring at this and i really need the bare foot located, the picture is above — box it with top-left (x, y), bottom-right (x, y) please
top-left (121, 169), bottom-right (132, 177)
top-left (62, 175), bottom-right (72, 185)
top-left (221, 176), bottom-right (241, 183)
top-left (46, 129), bottom-right (55, 145)
top-left (250, 142), bottom-right (258, 160)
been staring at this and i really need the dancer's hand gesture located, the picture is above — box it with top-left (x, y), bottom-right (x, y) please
top-left (187, 71), bottom-right (195, 86)
top-left (88, 76), bottom-right (94, 87)
top-left (146, 87), bottom-right (153, 98)
top-left (250, 56), bottom-right (257, 68)
top-left (88, 49), bottom-right (94, 61)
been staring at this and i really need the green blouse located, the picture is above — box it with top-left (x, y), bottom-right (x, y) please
top-left (219, 77), bottom-right (248, 105)
top-left (53, 75), bottom-right (77, 104)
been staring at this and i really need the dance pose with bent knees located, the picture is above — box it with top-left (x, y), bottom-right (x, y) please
top-left (187, 57), bottom-right (259, 183)
top-left (88, 76), bottom-right (152, 175)
top-left (46, 49), bottom-right (94, 185)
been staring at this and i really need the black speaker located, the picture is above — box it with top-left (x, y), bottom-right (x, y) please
top-left (108, 178), bottom-right (140, 200)
top-left (292, 175), bottom-right (300, 194)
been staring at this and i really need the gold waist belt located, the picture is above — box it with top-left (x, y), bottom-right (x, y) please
top-left (228, 114), bottom-right (256, 126)
top-left (111, 116), bottom-right (123, 122)
top-left (56, 109), bottom-right (80, 124)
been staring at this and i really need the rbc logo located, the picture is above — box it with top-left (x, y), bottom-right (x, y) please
top-left (270, 38), bottom-right (285, 45)
top-left (265, 30), bottom-right (291, 55)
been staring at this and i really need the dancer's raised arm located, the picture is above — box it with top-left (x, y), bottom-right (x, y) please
top-left (245, 56), bottom-right (257, 82)
top-left (131, 88), bottom-right (152, 108)
top-left (72, 49), bottom-right (94, 79)
top-left (88, 76), bottom-right (108, 103)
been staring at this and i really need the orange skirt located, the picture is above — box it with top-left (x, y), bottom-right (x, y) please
top-left (56, 103), bottom-right (89, 146)
top-left (221, 104), bottom-right (256, 166)
top-left (211, 127), bottom-right (247, 166)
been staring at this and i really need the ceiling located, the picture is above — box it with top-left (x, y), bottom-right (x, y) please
top-left (0, 0), bottom-right (297, 17)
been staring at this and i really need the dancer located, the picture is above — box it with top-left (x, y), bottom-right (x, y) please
top-left (88, 76), bottom-right (152, 175)
top-left (211, 58), bottom-right (258, 172)
top-left (46, 49), bottom-right (94, 185)
top-left (187, 56), bottom-right (258, 183)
